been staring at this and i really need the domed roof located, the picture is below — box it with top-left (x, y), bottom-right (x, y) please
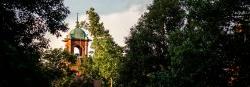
top-left (69, 27), bottom-right (88, 40)
top-left (64, 13), bottom-right (89, 41)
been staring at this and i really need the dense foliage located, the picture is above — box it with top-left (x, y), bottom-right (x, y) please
top-left (119, 0), bottom-right (185, 86)
top-left (120, 0), bottom-right (250, 87)
top-left (41, 48), bottom-right (77, 87)
top-left (85, 8), bottom-right (123, 87)
top-left (0, 0), bottom-right (69, 86)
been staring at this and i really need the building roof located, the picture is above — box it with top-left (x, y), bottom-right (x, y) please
top-left (64, 13), bottom-right (90, 42)
top-left (69, 27), bottom-right (88, 40)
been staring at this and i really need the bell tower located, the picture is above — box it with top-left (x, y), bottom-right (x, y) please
top-left (63, 14), bottom-right (90, 76)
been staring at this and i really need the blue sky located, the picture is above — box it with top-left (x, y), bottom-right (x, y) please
top-left (48, 0), bottom-right (151, 48)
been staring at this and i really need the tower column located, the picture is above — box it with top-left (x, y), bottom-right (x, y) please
top-left (85, 41), bottom-right (88, 56)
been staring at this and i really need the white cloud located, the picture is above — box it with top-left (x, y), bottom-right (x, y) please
top-left (100, 4), bottom-right (147, 46)
top-left (47, 4), bottom-right (149, 48)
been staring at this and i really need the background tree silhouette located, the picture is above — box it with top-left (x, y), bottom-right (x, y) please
top-left (119, 0), bottom-right (185, 86)
top-left (120, 0), bottom-right (250, 86)
top-left (0, 0), bottom-right (69, 86)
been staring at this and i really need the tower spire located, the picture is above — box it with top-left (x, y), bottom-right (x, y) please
top-left (76, 13), bottom-right (80, 28)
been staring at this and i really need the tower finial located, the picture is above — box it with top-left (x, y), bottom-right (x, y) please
top-left (76, 13), bottom-right (80, 28)
top-left (77, 13), bottom-right (79, 23)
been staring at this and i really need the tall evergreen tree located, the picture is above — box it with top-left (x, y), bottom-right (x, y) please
top-left (86, 8), bottom-right (123, 87)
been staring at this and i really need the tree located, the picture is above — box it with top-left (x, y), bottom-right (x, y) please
top-left (0, 0), bottom-right (69, 86)
top-left (119, 0), bottom-right (185, 86)
top-left (169, 0), bottom-right (250, 86)
top-left (122, 0), bottom-right (250, 86)
top-left (40, 48), bottom-right (77, 87)
top-left (179, 0), bottom-right (250, 86)
top-left (85, 8), bottom-right (123, 87)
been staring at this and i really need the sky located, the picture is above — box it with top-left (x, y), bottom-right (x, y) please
top-left (47, 0), bottom-right (152, 48)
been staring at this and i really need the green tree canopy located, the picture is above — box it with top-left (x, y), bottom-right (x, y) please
top-left (85, 7), bottom-right (123, 87)
top-left (121, 0), bottom-right (250, 86)
top-left (41, 48), bottom-right (77, 87)
top-left (174, 0), bottom-right (250, 86)
top-left (0, 0), bottom-right (69, 86)
top-left (119, 0), bottom-right (185, 86)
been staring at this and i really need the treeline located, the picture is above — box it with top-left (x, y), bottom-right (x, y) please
top-left (81, 0), bottom-right (250, 86)
top-left (119, 0), bottom-right (250, 87)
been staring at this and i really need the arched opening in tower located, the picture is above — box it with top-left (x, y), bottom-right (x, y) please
top-left (73, 47), bottom-right (80, 56)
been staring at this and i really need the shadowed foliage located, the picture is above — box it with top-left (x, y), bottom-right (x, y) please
top-left (0, 0), bottom-right (69, 86)
top-left (120, 0), bottom-right (250, 87)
